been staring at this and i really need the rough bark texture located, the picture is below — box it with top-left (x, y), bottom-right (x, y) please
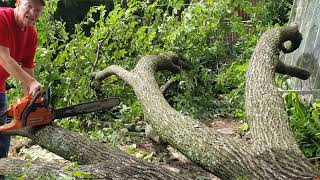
top-left (0, 126), bottom-right (184, 179)
top-left (0, 25), bottom-right (319, 179)
top-left (93, 25), bottom-right (319, 179)
top-left (276, 61), bottom-right (310, 80)
top-left (245, 25), bottom-right (303, 152)
top-left (0, 158), bottom-right (177, 179)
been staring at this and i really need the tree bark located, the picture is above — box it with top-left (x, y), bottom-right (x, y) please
top-left (0, 126), bottom-right (184, 179)
top-left (0, 158), bottom-right (180, 179)
top-left (276, 61), bottom-right (310, 80)
top-left (93, 25), bottom-right (320, 179)
top-left (0, 25), bottom-right (318, 179)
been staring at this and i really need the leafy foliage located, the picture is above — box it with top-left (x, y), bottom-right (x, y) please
top-left (253, 0), bottom-right (293, 26)
top-left (8, 0), bottom-right (297, 151)
top-left (285, 93), bottom-right (320, 158)
top-left (8, 0), bottom-right (320, 177)
top-left (33, 0), bottom-right (260, 126)
top-left (214, 61), bottom-right (248, 118)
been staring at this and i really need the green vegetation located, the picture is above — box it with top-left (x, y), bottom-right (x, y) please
top-left (30, 0), bottom-right (264, 144)
top-left (6, 0), bottom-right (320, 164)
top-left (285, 93), bottom-right (320, 158)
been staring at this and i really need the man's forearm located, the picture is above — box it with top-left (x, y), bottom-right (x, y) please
top-left (0, 57), bottom-right (35, 85)
top-left (22, 67), bottom-right (35, 96)
top-left (0, 46), bottom-right (36, 88)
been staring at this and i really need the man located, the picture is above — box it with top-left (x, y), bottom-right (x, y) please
top-left (0, 0), bottom-right (45, 158)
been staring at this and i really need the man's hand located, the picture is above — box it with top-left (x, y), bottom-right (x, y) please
top-left (28, 80), bottom-right (43, 97)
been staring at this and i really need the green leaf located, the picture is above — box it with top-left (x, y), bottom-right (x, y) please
top-left (239, 122), bottom-right (249, 132)
top-left (73, 171), bottom-right (92, 178)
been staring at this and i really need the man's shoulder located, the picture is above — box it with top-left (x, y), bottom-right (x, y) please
top-left (0, 8), bottom-right (13, 22)
top-left (0, 7), bottom-right (13, 15)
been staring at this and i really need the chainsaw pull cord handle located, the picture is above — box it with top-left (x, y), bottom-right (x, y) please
top-left (21, 90), bottom-right (41, 126)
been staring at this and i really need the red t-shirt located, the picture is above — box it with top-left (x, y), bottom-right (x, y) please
top-left (0, 8), bottom-right (37, 93)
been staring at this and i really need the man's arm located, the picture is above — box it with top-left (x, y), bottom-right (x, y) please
top-left (0, 45), bottom-right (41, 96)
top-left (22, 67), bottom-right (35, 96)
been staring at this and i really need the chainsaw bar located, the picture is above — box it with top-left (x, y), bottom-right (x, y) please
top-left (53, 97), bottom-right (120, 119)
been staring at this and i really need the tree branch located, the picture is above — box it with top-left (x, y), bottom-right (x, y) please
top-left (160, 79), bottom-right (177, 94)
top-left (91, 38), bottom-right (107, 73)
top-left (92, 65), bottom-right (136, 84)
top-left (95, 51), bottom-right (320, 178)
top-left (279, 24), bottom-right (302, 53)
top-left (0, 158), bottom-right (76, 179)
top-left (276, 61), bottom-right (310, 80)
top-left (0, 158), bottom-right (178, 179)
top-left (245, 25), bottom-right (305, 153)
top-left (94, 43), bottom-right (320, 178)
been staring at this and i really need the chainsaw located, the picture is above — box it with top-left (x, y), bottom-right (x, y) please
top-left (0, 91), bottom-right (120, 131)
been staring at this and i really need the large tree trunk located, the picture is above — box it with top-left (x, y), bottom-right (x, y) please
top-left (0, 25), bottom-right (318, 179)
top-left (0, 126), bottom-right (184, 179)
top-left (93, 25), bottom-right (319, 179)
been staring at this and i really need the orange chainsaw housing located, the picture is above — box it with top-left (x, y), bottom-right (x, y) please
top-left (0, 95), bottom-right (53, 131)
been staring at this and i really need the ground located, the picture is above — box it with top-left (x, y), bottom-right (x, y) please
top-left (8, 118), bottom-right (241, 179)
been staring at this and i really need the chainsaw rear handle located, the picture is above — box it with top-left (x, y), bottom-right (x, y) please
top-left (0, 117), bottom-right (21, 131)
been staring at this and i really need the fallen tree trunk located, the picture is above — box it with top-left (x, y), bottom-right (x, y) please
top-left (93, 25), bottom-right (320, 179)
top-left (0, 157), bottom-right (180, 179)
top-left (0, 25), bottom-right (318, 179)
top-left (0, 126), bottom-right (184, 179)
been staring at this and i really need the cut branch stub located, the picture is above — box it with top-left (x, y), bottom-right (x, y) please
top-left (279, 24), bottom-right (303, 53)
top-left (155, 53), bottom-right (191, 73)
top-left (275, 61), bottom-right (310, 80)
top-left (160, 79), bottom-right (178, 94)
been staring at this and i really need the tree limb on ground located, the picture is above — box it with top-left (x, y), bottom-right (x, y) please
top-left (0, 25), bottom-right (318, 179)
top-left (93, 25), bottom-right (319, 179)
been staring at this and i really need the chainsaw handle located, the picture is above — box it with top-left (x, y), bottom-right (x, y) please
top-left (0, 118), bottom-right (19, 131)
top-left (30, 90), bottom-right (41, 106)
top-left (21, 91), bottom-right (41, 126)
